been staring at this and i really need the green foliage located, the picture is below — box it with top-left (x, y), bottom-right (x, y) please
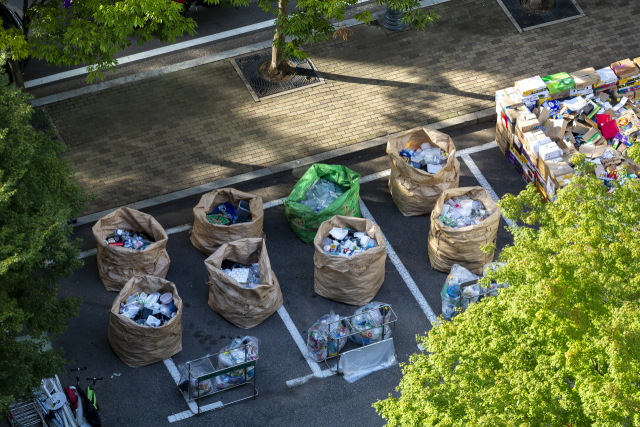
top-left (208, 0), bottom-right (438, 63)
top-left (374, 159), bottom-right (640, 426)
top-left (0, 0), bottom-right (196, 83)
top-left (0, 68), bottom-right (86, 414)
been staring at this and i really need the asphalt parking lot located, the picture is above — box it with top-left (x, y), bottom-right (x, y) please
top-left (47, 122), bottom-right (528, 427)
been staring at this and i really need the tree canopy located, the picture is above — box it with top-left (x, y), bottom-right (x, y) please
top-left (374, 156), bottom-right (640, 426)
top-left (0, 66), bottom-right (86, 414)
top-left (0, 0), bottom-right (196, 85)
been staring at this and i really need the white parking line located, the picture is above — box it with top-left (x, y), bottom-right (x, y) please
top-left (358, 199), bottom-right (439, 324)
top-left (277, 306), bottom-right (323, 377)
top-left (459, 153), bottom-right (515, 228)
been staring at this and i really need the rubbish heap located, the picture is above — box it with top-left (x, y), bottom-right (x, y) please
top-left (299, 178), bottom-right (345, 213)
top-left (306, 304), bottom-right (397, 383)
top-left (320, 226), bottom-right (379, 256)
top-left (495, 61), bottom-right (640, 201)
top-left (440, 263), bottom-right (508, 321)
top-left (306, 303), bottom-right (394, 362)
top-left (215, 336), bottom-right (259, 389)
top-left (177, 336), bottom-right (259, 399)
top-left (437, 195), bottom-right (491, 228)
top-left (206, 201), bottom-right (252, 225)
top-left (118, 291), bottom-right (178, 327)
top-left (399, 143), bottom-right (448, 174)
top-left (103, 229), bottom-right (154, 250)
top-left (220, 259), bottom-right (261, 289)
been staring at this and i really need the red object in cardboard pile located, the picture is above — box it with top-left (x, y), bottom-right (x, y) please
top-left (596, 113), bottom-right (612, 125)
top-left (600, 120), bottom-right (620, 139)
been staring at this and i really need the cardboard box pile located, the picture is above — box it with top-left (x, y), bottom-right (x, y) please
top-left (495, 59), bottom-right (640, 201)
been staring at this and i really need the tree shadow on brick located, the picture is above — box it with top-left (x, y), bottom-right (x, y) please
top-left (320, 72), bottom-right (494, 102)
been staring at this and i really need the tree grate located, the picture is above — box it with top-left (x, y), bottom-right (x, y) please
top-left (497, 0), bottom-right (584, 32)
top-left (231, 51), bottom-right (324, 101)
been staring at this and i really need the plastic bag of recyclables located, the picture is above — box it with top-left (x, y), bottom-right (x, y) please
top-left (215, 336), bottom-right (259, 390)
top-left (348, 302), bottom-right (393, 345)
top-left (440, 262), bottom-right (508, 321)
top-left (307, 312), bottom-right (350, 362)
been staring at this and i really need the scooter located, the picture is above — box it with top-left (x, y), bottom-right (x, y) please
top-left (66, 368), bottom-right (102, 427)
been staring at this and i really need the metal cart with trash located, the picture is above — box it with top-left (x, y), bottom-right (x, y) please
top-left (179, 342), bottom-right (258, 415)
top-left (320, 304), bottom-right (398, 382)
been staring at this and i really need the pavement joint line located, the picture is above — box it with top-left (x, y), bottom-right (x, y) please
top-left (358, 198), bottom-right (439, 324)
top-left (70, 108), bottom-right (497, 230)
top-left (76, 141), bottom-right (500, 261)
top-left (459, 153), bottom-right (515, 228)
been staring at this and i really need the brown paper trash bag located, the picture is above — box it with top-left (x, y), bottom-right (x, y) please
top-left (205, 238), bottom-right (282, 329)
top-left (313, 215), bottom-right (387, 305)
top-left (387, 127), bottom-right (460, 216)
top-left (427, 186), bottom-right (501, 274)
top-left (108, 275), bottom-right (183, 368)
top-left (190, 188), bottom-right (265, 256)
top-left (93, 207), bottom-right (170, 292)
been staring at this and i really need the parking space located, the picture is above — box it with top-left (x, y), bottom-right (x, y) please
top-left (53, 122), bottom-right (527, 426)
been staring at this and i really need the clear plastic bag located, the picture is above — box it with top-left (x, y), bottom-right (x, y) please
top-left (307, 312), bottom-right (349, 362)
top-left (177, 359), bottom-right (214, 398)
top-left (348, 302), bottom-right (392, 345)
top-left (440, 264), bottom-right (478, 320)
top-left (299, 179), bottom-right (345, 212)
top-left (214, 336), bottom-right (259, 390)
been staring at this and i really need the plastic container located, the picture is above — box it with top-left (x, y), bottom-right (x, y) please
top-left (160, 292), bottom-right (173, 305)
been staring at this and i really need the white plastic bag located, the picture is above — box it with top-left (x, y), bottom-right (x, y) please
top-left (349, 302), bottom-right (392, 345)
top-left (341, 338), bottom-right (397, 383)
top-left (215, 336), bottom-right (259, 389)
top-left (307, 312), bottom-right (349, 362)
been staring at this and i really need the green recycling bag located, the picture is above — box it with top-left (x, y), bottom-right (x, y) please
top-left (541, 72), bottom-right (575, 94)
top-left (285, 164), bottom-right (361, 243)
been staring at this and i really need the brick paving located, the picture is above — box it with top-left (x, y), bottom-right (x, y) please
top-left (45, 0), bottom-right (639, 215)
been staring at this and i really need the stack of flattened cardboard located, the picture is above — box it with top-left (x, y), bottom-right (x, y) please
top-left (494, 58), bottom-right (640, 201)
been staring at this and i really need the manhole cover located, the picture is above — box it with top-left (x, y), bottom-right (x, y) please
top-left (232, 51), bottom-right (324, 101)
top-left (497, 0), bottom-right (584, 31)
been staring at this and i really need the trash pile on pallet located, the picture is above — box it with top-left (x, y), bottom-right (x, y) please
top-left (495, 59), bottom-right (640, 201)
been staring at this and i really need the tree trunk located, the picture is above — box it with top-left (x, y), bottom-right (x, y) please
top-left (520, 0), bottom-right (556, 13)
top-left (269, 0), bottom-right (287, 74)
top-left (7, 58), bottom-right (25, 89)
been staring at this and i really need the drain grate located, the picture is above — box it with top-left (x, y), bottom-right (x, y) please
top-left (232, 51), bottom-right (324, 101)
top-left (497, 0), bottom-right (584, 32)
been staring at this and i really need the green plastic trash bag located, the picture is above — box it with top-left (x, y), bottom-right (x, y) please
top-left (285, 164), bottom-right (361, 243)
top-left (541, 72), bottom-right (575, 94)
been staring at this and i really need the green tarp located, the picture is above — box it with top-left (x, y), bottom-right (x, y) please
top-left (284, 164), bottom-right (361, 243)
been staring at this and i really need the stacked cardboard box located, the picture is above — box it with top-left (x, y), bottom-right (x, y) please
top-left (495, 59), bottom-right (640, 201)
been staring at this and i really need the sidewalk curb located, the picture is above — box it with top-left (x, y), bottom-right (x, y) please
top-left (72, 107), bottom-right (496, 230)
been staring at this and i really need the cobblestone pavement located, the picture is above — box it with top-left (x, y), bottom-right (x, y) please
top-left (44, 0), bottom-right (638, 215)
